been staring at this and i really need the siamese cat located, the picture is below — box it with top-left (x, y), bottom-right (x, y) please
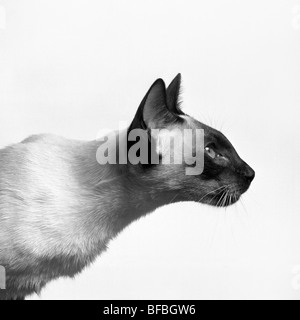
top-left (0, 74), bottom-right (255, 300)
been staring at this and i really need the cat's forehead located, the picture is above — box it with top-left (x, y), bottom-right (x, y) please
top-left (179, 115), bottom-right (233, 149)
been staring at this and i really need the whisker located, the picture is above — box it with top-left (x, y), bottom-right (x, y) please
top-left (208, 190), bottom-right (223, 206)
top-left (168, 193), bottom-right (179, 205)
top-left (224, 189), bottom-right (230, 207)
top-left (198, 185), bottom-right (227, 203)
top-left (239, 197), bottom-right (249, 216)
top-left (223, 190), bottom-right (229, 208)
top-left (217, 189), bottom-right (227, 207)
top-left (216, 192), bottom-right (224, 208)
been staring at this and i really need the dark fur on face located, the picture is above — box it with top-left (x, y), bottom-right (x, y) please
top-left (127, 74), bottom-right (255, 209)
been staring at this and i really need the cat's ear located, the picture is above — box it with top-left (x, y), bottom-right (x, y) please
top-left (166, 73), bottom-right (184, 115)
top-left (130, 79), bottom-right (177, 130)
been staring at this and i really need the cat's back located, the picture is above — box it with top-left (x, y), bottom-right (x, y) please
top-left (0, 134), bottom-right (96, 258)
top-left (0, 134), bottom-right (80, 191)
top-left (0, 134), bottom-right (109, 298)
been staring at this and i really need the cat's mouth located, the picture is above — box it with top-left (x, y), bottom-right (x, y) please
top-left (200, 184), bottom-right (246, 207)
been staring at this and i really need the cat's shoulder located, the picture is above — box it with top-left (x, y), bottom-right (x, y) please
top-left (0, 134), bottom-right (88, 169)
top-left (21, 133), bottom-right (75, 146)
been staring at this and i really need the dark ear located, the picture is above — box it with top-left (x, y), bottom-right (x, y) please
top-left (130, 79), bottom-right (177, 130)
top-left (166, 73), bottom-right (184, 115)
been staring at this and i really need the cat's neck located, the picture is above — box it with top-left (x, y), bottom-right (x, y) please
top-left (75, 132), bottom-right (179, 236)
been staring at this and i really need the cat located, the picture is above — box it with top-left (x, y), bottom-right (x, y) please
top-left (0, 74), bottom-right (255, 300)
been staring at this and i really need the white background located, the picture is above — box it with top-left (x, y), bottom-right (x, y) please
top-left (0, 0), bottom-right (300, 300)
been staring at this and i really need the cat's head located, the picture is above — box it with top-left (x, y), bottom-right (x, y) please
top-left (127, 74), bottom-right (255, 207)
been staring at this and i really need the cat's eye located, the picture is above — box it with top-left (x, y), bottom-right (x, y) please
top-left (205, 146), bottom-right (225, 160)
top-left (205, 146), bottom-right (217, 159)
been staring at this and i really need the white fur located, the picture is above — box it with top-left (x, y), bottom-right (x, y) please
top-left (0, 135), bottom-right (115, 299)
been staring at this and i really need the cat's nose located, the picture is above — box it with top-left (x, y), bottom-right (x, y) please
top-left (243, 165), bottom-right (255, 183)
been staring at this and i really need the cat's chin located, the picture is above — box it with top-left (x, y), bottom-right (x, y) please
top-left (201, 192), bottom-right (241, 208)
